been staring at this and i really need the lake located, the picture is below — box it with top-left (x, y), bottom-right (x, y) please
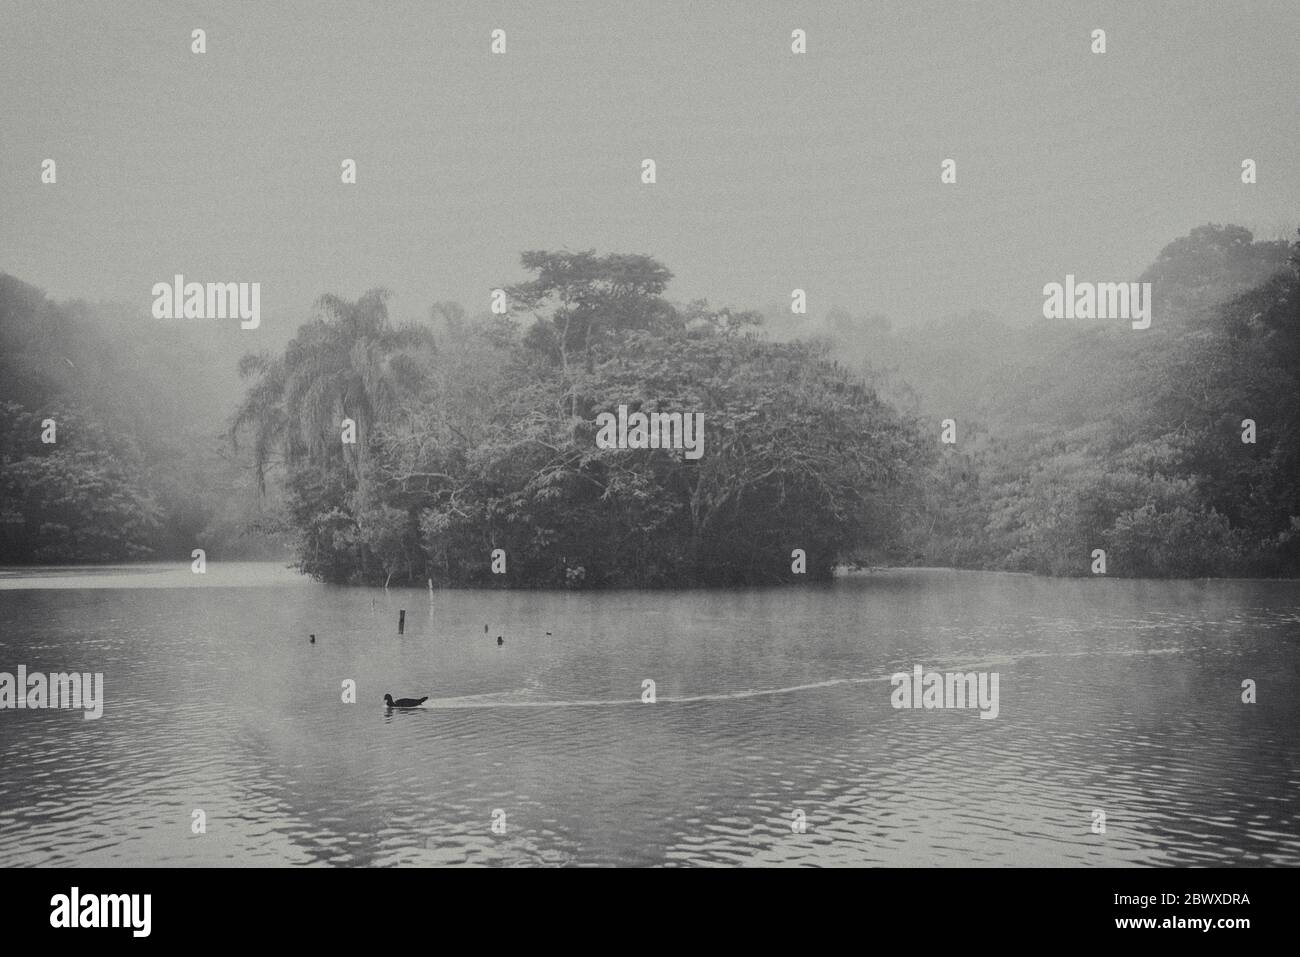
top-left (0, 563), bottom-right (1297, 866)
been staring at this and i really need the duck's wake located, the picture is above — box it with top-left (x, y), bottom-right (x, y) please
top-left (405, 646), bottom-right (1189, 710)
top-left (413, 676), bottom-right (894, 710)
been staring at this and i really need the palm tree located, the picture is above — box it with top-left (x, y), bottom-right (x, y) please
top-left (231, 288), bottom-right (434, 493)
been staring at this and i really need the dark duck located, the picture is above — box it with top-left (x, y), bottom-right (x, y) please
top-left (383, 694), bottom-right (429, 708)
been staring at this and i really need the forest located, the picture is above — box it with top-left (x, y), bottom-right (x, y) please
top-left (2, 224), bottom-right (1298, 583)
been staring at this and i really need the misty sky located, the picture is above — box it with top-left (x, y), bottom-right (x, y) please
top-left (2, 0), bottom-right (1297, 342)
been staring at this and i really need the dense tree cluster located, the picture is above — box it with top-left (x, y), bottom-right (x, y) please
top-left (0, 274), bottom-right (285, 563)
top-left (6, 224), bottom-right (1297, 581)
top-left (232, 253), bottom-right (926, 586)
top-left (871, 226), bottom-right (1300, 577)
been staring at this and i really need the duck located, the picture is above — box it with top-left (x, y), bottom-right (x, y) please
top-left (383, 694), bottom-right (429, 708)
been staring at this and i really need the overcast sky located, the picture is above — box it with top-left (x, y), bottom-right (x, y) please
top-left (2, 0), bottom-right (1296, 340)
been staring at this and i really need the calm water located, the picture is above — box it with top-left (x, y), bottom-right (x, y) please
top-left (0, 563), bottom-right (1297, 866)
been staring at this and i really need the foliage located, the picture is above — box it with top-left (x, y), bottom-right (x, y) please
top-left (0, 403), bottom-right (161, 561)
top-left (882, 225), bottom-right (1300, 577)
top-left (0, 274), bottom-right (291, 563)
top-left (235, 255), bottom-right (926, 585)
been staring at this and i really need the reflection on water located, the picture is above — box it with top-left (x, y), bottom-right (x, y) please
top-left (0, 562), bottom-right (305, 590)
top-left (0, 564), bottom-right (1296, 866)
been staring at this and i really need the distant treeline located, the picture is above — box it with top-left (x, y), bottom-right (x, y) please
top-left (4, 224), bottom-right (1298, 581)
top-left (839, 225), bottom-right (1300, 578)
top-left (0, 275), bottom-right (286, 563)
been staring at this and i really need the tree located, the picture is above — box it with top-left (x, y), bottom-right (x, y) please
top-left (231, 289), bottom-right (435, 481)
top-left (230, 289), bottom-right (438, 580)
top-left (0, 403), bottom-right (160, 562)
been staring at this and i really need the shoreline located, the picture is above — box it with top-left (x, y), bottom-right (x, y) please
top-left (3, 561), bottom-right (1300, 591)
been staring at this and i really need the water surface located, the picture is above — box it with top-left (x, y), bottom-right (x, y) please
top-left (0, 564), bottom-right (1296, 866)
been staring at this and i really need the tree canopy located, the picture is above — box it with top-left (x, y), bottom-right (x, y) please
top-left (232, 252), bottom-right (926, 585)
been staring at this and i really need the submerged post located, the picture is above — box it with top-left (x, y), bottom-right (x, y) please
top-left (398, 609), bottom-right (406, 635)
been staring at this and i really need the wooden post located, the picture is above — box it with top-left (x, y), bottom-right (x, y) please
top-left (398, 609), bottom-right (406, 635)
